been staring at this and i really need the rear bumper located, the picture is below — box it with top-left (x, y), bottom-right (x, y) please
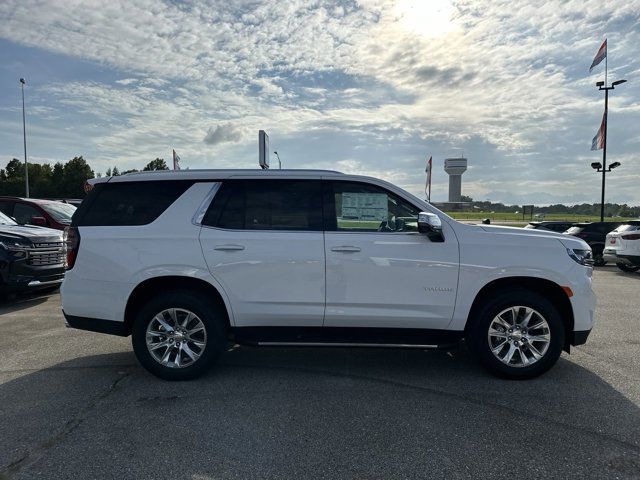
top-left (63, 311), bottom-right (129, 336)
top-left (603, 249), bottom-right (640, 266)
top-left (602, 248), bottom-right (617, 263)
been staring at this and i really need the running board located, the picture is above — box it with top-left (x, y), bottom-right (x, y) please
top-left (231, 326), bottom-right (464, 350)
top-left (257, 341), bottom-right (442, 349)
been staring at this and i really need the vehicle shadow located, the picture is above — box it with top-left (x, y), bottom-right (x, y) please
top-left (0, 292), bottom-right (51, 315)
top-left (1, 346), bottom-right (639, 479)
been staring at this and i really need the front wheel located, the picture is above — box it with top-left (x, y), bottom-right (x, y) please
top-left (592, 253), bottom-right (606, 267)
top-left (131, 291), bottom-right (227, 381)
top-left (617, 262), bottom-right (640, 273)
top-left (466, 289), bottom-right (565, 379)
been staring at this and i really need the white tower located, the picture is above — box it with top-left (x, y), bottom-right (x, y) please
top-left (444, 158), bottom-right (468, 202)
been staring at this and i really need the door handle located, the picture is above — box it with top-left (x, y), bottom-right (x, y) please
top-left (331, 246), bottom-right (361, 253)
top-left (214, 244), bottom-right (245, 251)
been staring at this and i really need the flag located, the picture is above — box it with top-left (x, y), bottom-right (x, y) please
top-left (172, 149), bottom-right (181, 170)
top-left (425, 155), bottom-right (432, 202)
top-left (589, 39), bottom-right (607, 73)
top-left (591, 112), bottom-right (606, 150)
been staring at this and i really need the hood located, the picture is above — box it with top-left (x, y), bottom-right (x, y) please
top-left (479, 224), bottom-right (564, 237)
top-left (0, 224), bottom-right (63, 244)
top-left (478, 224), bottom-right (590, 250)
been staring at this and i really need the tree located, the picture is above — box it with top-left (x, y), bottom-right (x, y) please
top-left (51, 162), bottom-right (65, 197)
top-left (105, 167), bottom-right (112, 177)
top-left (62, 156), bottom-right (94, 198)
top-left (5, 158), bottom-right (23, 179)
top-left (112, 166), bottom-right (120, 176)
top-left (120, 169), bottom-right (139, 175)
top-left (143, 158), bottom-right (169, 171)
top-left (460, 195), bottom-right (473, 202)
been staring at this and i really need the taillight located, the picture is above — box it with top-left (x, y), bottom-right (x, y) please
top-left (64, 227), bottom-right (80, 270)
top-left (622, 234), bottom-right (640, 240)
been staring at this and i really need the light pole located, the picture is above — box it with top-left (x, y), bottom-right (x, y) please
top-left (273, 151), bottom-right (282, 169)
top-left (592, 78), bottom-right (626, 222)
top-left (20, 78), bottom-right (29, 198)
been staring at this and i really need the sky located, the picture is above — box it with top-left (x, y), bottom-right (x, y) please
top-left (1, 0), bottom-right (639, 205)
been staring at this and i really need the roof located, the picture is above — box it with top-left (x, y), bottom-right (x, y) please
top-left (89, 168), bottom-right (344, 184)
top-left (0, 196), bottom-right (61, 204)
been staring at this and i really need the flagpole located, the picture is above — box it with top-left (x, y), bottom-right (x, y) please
top-left (600, 88), bottom-right (608, 222)
top-left (605, 44), bottom-right (608, 89)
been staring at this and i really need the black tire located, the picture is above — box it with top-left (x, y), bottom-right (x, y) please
top-left (616, 262), bottom-right (640, 273)
top-left (592, 246), bottom-right (606, 266)
top-left (132, 290), bottom-right (228, 381)
top-left (466, 289), bottom-right (565, 379)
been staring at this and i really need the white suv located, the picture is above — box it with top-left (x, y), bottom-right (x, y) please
top-left (61, 170), bottom-right (596, 380)
top-left (603, 221), bottom-right (640, 272)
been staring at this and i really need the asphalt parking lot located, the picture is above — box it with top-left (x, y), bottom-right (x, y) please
top-left (0, 267), bottom-right (639, 480)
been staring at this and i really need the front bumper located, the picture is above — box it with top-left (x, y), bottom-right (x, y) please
top-left (0, 255), bottom-right (65, 292)
top-left (570, 329), bottom-right (591, 346)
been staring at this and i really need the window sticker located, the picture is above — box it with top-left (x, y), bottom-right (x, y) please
top-left (341, 192), bottom-right (388, 221)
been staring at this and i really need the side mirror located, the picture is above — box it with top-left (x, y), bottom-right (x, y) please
top-left (418, 212), bottom-right (442, 236)
top-left (30, 216), bottom-right (47, 227)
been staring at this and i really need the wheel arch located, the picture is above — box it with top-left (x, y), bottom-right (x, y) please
top-left (465, 276), bottom-right (574, 352)
top-left (123, 276), bottom-right (232, 335)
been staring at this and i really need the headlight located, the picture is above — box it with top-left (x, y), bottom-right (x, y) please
top-left (0, 236), bottom-right (31, 252)
top-left (567, 248), bottom-right (593, 266)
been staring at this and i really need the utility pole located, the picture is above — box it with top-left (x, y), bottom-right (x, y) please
top-left (273, 151), bottom-right (282, 169)
top-left (592, 78), bottom-right (626, 221)
top-left (20, 78), bottom-right (29, 198)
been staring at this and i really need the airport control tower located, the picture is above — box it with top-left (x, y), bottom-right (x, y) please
top-left (444, 157), bottom-right (468, 202)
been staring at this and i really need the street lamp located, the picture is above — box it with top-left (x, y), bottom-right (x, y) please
top-left (593, 77), bottom-right (626, 221)
top-left (273, 151), bottom-right (282, 170)
top-left (19, 78), bottom-right (29, 198)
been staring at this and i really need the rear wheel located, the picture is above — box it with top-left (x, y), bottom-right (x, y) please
top-left (131, 290), bottom-right (227, 380)
top-left (617, 262), bottom-right (640, 273)
top-left (467, 289), bottom-right (565, 379)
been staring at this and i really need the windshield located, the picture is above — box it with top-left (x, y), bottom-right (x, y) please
top-left (0, 211), bottom-right (18, 226)
top-left (614, 224), bottom-right (640, 233)
top-left (40, 202), bottom-right (76, 223)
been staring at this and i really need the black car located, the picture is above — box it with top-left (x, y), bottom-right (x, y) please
top-left (564, 221), bottom-right (623, 266)
top-left (0, 211), bottom-right (66, 294)
top-left (524, 221), bottom-right (575, 233)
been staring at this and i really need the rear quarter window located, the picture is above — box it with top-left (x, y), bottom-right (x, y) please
top-left (74, 180), bottom-right (194, 226)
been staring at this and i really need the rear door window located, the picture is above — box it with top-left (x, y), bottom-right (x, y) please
top-left (74, 181), bottom-right (194, 226)
top-left (13, 203), bottom-right (41, 225)
top-left (203, 180), bottom-right (323, 231)
top-left (0, 201), bottom-right (13, 216)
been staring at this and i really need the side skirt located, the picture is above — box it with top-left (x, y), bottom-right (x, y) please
top-left (230, 326), bottom-right (463, 349)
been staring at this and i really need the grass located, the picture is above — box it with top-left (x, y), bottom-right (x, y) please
top-left (444, 212), bottom-right (638, 223)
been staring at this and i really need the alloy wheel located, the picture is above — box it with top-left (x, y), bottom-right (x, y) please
top-left (145, 308), bottom-right (207, 368)
top-left (487, 306), bottom-right (550, 368)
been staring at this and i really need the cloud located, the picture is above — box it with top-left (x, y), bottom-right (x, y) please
top-left (0, 0), bottom-right (639, 204)
top-left (115, 78), bottom-right (138, 86)
top-left (203, 124), bottom-right (244, 146)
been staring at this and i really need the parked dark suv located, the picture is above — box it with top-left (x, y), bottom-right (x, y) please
top-left (0, 197), bottom-right (76, 231)
top-left (525, 221), bottom-right (575, 233)
top-left (0, 211), bottom-right (66, 294)
top-left (564, 222), bottom-right (622, 266)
